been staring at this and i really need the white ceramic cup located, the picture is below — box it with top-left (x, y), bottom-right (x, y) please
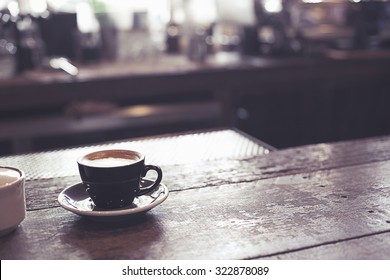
top-left (0, 166), bottom-right (26, 237)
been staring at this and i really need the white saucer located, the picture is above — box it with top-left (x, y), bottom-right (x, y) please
top-left (58, 179), bottom-right (169, 222)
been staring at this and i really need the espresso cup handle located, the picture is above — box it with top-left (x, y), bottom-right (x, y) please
top-left (138, 165), bottom-right (163, 196)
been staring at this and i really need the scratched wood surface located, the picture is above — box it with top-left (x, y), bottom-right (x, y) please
top-left (264, 232), bottom-right (390, 260)
top-left (1, 134), bottom-right (390, 259)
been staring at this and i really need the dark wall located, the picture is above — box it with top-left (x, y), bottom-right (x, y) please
top-left (235, 77), bottom-right (390, 148)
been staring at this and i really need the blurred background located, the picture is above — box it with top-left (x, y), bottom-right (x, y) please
top-left (1, 0), bottom-right (390, 155)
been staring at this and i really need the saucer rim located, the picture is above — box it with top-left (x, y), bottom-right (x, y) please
top-left (57, 181), bottom-right (168, 218)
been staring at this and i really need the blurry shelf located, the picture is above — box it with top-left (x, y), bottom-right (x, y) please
top-left (1, 51), bottom-right (390, 153)
top-left (0, 101), bottom-right (221, 154)
top-left (325, 49), bottom-right (390, 60)
top-left (0, 102), bottom-right (219, 138)
top-left (1, 53), bottom-right (390, 112)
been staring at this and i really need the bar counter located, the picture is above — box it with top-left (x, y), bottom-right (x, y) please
top-left (1, 52), bottom-right (390, 154)
top-left (0, 128), bottom-right (389, 259)
top-left (1, 52), bottom-right (390, 113)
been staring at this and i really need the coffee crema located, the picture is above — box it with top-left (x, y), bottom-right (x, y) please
top-left (79, 150), bottom-right (142, 168)
top-left (80, 157), bottom-right (139, 168)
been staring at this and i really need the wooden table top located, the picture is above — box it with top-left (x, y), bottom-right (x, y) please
top-left (0, 128), bottom-right (390, 260)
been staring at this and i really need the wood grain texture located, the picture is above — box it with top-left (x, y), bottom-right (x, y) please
top-left (2, 158), bottom-right (390, 259)
top-left (24, 135), bottom-right (390, 211)
top-left (263, 231), bottom-right (390, 260)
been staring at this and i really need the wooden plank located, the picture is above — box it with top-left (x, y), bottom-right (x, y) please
top-left (2, 160), bottom-right (390, 259)
top-left (261, 231), bottom-right (390, 260)
top-left (23, 135), bottom-right (390, 211)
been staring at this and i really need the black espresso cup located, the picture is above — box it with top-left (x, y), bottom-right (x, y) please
top-left (77, 149), bottom-right (162, 209)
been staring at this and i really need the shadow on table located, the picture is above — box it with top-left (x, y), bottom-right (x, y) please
top-left (60, 213), bottom-right (165, 259)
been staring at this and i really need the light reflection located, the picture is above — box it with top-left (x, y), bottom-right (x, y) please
top-left (262, 0), bottom-right (282, 13)
top-left (215, 0), bottom-right (256, 25)
top-left (303, 0), bottom-right (323, 3)
top-left (185, 0), bottom-right (217, 25)
top-left (120, 105), bottom-right (155, 118)
top-left (30, 0), bottom-right (47, 15)
top-left (76, 2), bottom-right (99, 33)
top-left (7, 1), bottom-right (19, 17)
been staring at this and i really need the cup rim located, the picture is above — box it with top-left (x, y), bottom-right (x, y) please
top-left (0, 166), bottom-right (25, 189)
top-left (77, 149), bottom-right (144, 168)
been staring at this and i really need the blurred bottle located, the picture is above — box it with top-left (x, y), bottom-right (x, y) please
top-left (13, 0), bottom-right (47, 72)
top-left (166, 0), bottom-right (182, 54)
top-left (0, 3), bottom-right (18, 78)
top-left (254, 0), bottom-right (290, 55)
top-left (183, 0), bottom-right (217, 61)
top-left (99, 0), bottom-right (167, 62)
top-left (15, 13), bottom-right (46, 71)
top-left (76, 1), bottom-right (102, 63)
top-left (214, 0), bottom-right (257, 55)
top-left (0, 0), bottom-right (47, 74)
